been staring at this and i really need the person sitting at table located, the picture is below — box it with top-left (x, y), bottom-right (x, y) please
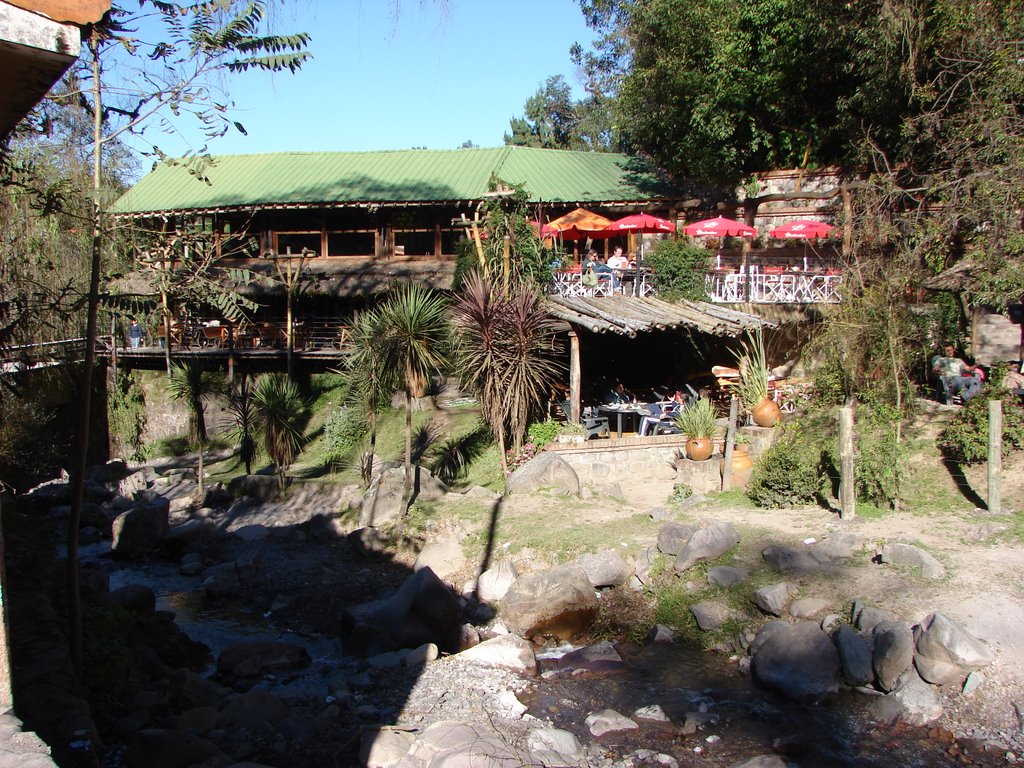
top-left (593, 255), bottom-right (619, 291)
top-left (639, 399), bottom-right (680, 436)
top-left (608, 246), bottom-right (629, 271)
top-left (603, 382), bottom-right (632, 405)
top-left (582, 248), bottom-right (600, 273)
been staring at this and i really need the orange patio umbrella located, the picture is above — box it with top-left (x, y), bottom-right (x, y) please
top-left (548, 207), bottom-right (616, 241)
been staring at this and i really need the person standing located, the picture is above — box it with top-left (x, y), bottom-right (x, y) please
top-left (128, 319), bottom-right (144, 349)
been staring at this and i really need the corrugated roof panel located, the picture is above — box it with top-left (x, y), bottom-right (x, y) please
top-left (110, 146), bottom-right (670, 214)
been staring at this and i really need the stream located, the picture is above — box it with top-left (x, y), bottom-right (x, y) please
top-left (97, 549), bottom-right (985, 768)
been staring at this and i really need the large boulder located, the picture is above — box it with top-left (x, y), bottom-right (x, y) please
top-left (873, 620), bottom-right (915, 692)
top-left (111, 498), bottom-right (170, 559)
top-left (342, 567), bottom-right (463, 656)
top-left (674, 521), bottom-right (740, 572)
top-left (878, 543), bottom-right (945, 579)
top-left (835, 623), bottom-right (874, 687)
top-left (477, 560), bottom-right (518, 603)
top-left (656, 522), bottom-right (700, 556)
top-left (500, 564), bottom-right (599, 641)
top-left (505, 452), bottom-right (579, 497)
top-left (870, 668), bottom-right (944, 727)
top-left (227, 474), bottom-right (278, 503)
top-left (913, 612), bottom-right (993, 685)
top-left (751, 621), bottom-right (840, 703)
top-left (359, 466), bottom-right (448, 528)
top-left (413, 537), bottom-right (466, 582)
top-left (457, 635), bottom-right (537, 675)
top-left (575, 551), bottom-right (630, 588)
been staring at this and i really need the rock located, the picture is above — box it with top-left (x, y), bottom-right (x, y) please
top-left (111, 497), bottom-right (170, 559)
top-left (836, 624), bottom-right (874, 687)
top-left (217, 640), bottom-right (311, 677)
top-left (124, 729), bottom-right (224, 768)
top-left (656, 522), bottom-right (700, 555)
top-left (575, 550), bottom-right (630, 588)
top-left (477, 560), bottom-right (518, 603)
top-left (414, 537), bottom-right (466, 581)
top-left (458, 635), bottom-right (537, 675)
top-left (343, 566), bottom-right (463, 656)
top-left (753, 582), bottom-right (793, 617)
top-left (878, 543), bottom-right (945, 579)
top-left (359, 727), bottom-right (416, 768)
top-left (689, 601), bottom-right (735, 631)
top-left (499, 563), bottom-right (599, 641)
top-left (873, 621), bottom-right (915, 692)
top-left (648, 506), bottom-right (672, 521)
top-left (748, 620), bottom-right (790, 655)
top-left (232, 524), bottom-right (271, 542)
top-left (913, 612), bottom-right (993, 682)
top-left (463, 485), bottom-right (500, 501)
top-left (761, 545), bottom-right (821, 573)
top-left (751, 621), bottom-right (840, 703)
top-left (634, 704), bottom-right (671, 722)
top-left (545, 641), bottom-right (624, 676)
top-left (707, 565), bottom-right (748, 587)
top-left (201, 562), bottom-right (240, 598)
top-left (505, 452), bottom-right (580, 497)
top-left (852, 601), bottom-right (891, 633)
top-left (217, 689), bottom-right (290, 730)
top-left (165, 518), bottom-right (213, 545)
top-left (585, 709), bottom-right (639, 737)
top-left (359, 465), bottom-right (449, 527)
top-left (348, 526), bottom-right (390, 557)
top-left (674, 521), bottom-right (739, 572)
top-left (118, 466), bottom-right (158, 498)
top-left (109, 584), bottom-right (156, 617)
top-left (174, 706), bottom-right (218, 735)
top-left (789, 597), bottom-right (831, 619)
top-left (870, 668), bottom-right (943, 727)
top-left (527, 727), bottom-right (585, 768)
top-left (727, 758), bottom-right (789, 768)
top-left (227, 474), bottom-right (278, 503)
top-left (962, 670), bottom-right (984, 694)
top-left (646, 624), bottom-right (677, 644)
top-left (407, 720), bottom-right (529, 766)
top-left (809, 533), bottom-right (865, 563)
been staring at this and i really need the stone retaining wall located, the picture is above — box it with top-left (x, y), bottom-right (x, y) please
top-left (546, 435), bottom-right (684, 486)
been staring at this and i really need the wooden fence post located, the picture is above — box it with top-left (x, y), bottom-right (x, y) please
top-left (722, 396), bottom-right (739, 491)
top-left (989, 399), bottom-right (1002, 515)
top-left (839, 402), bottom-right (856, 519)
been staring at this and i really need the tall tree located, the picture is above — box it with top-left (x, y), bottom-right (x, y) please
top-left (64, 0), bottom-right (310, 676)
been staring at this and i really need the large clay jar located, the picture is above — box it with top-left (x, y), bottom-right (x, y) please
top-left (684, 437), bottom-right (713, 461)
top-left (751, 397), bottom-right (782, 428)
top-left (722, 445), bottom-right (754, 486)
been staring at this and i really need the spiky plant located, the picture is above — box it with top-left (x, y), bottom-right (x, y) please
top-left (343, 308), bottom-right (401, 486)
top-left (226, 375), bottom-right (258, 475)
top-left (252, 374), bottom-right (309, 492)
top-left (167, 360), bottom-right (224, 446)
top-left (451, 272), bottom-right (564, 476)
top-left (377, 284), bottom-right (451, 510)
top-left (732, 328), bottom-right (770, 408)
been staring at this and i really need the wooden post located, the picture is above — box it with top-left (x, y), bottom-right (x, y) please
top-left (988, 399), bottom-right (1002, 515)
top-left (722, 396), bottom-right (739, 491)
top-left (569, 329), bottom-right (581, 424)
top-left (839, 402), bottom-right (856, 519)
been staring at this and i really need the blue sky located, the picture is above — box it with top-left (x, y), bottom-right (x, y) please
top-left (140, 0), bottom-right (596, 159)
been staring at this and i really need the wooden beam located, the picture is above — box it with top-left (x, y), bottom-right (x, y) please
top-left (569, 329), bottom-right (581, 424)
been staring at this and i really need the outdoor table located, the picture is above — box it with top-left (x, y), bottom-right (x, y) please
top-left (598, 403), bottom-right (649, 438)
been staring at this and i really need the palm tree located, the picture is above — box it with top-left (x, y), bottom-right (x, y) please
top-left (451, 272), bottom-right (563, 476)
top-left (377, 284), bottom-right (450, 509)
top-left (343, 308), bottom-right (401, 486)
top-left (252, 374), bottom-right (308, 492)
top-left (227, 375), bottom-right (258, 475)
top-left (168, 360), bottom-right (225, 489)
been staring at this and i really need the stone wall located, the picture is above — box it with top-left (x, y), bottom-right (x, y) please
top-left (546, 435), bottom-right (684, 486)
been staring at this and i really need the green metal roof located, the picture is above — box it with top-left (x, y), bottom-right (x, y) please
top-left (110, 146), bottom-right (674, 215)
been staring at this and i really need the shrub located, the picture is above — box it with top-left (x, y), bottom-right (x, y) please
top-left (323, 406), bottom-right (369, 465)
top-left (505, 441), bottom-right (540, 475)
top-left (645, 239), bottom-right (709, 301)
top-left (747, 435), bottom-right (823, 508)
top-left (527, 418), bottom-right (560, 448)
top-left (939, 392), bottom-right (1024, 464)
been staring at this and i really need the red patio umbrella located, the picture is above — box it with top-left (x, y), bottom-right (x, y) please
top-left (606, 213), bottom-right (676, 234)
top-left (682, 216), bottom-right (757, 238)
top-left (768, 220), bottom-right (835, 239)
top-left (528, 219), bottom-right (559, 238)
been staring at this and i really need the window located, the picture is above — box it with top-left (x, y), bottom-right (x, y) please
top-left (275, 232), bottom-right (320, 256)
top-left (327, 231), bottom-right (374, 257)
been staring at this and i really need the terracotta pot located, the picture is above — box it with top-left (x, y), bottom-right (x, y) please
top-left (722, 445), bottom-right (754, 485)
top-left (684, 436), bottom-right (713, 461)
top-left (751, 397), bottom-right (781, 428)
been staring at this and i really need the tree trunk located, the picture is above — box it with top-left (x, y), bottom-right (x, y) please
top-left (402, 386), bottom-right (413, 513)
top-left (67, 39), bottom-right (104, 677)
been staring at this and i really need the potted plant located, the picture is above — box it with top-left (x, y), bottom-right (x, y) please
top-left (732, 328), bottom-right (781, 427)
top-left (554, 421), bottom-right (587, 445)
top-left (676, 398), bottom-right (716, 461)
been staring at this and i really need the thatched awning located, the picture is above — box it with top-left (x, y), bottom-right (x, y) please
top-left (921, 260), bottom-right (981, 292)
top-left (545, 295), bottom-right (772, 337)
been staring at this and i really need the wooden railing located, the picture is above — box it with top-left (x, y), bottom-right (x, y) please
top-left (549, 269), bottom-right (656, 298)
top-left (131, 317), bottom-right (350, 352)
top-left (705, 268), bottom-right (843, 304)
